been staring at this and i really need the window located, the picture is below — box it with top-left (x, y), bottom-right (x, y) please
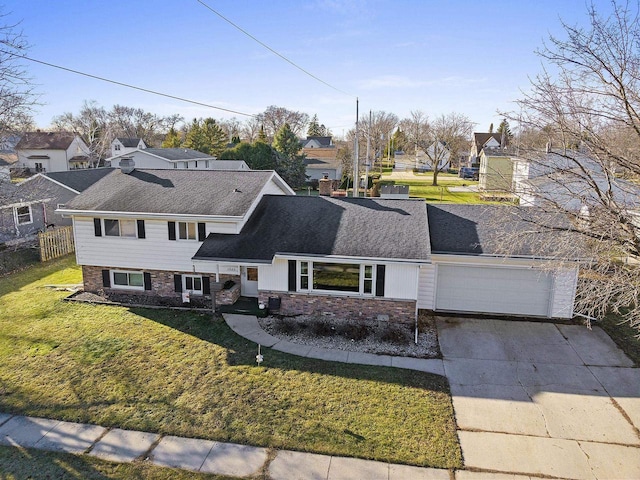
top-left (363, 265), bottom-right (374, 294)
top-left (103, 219), bottom-right (141, 238)
top-left (299, 261), bottom-right (309, 289)
top-left (178, 221), bottom-right (196, 240)
top-left (112, 271), bottom-right (144, 289)
top-left (246, 267), bottom-right (258, 281)
top-left (313, 262), bottom-right (360, 292)
top-left (297, 261), bottom-right (376, 295)
top-left (183, 275), bottom-right (203, 294)
top-left (15, 205), bottom-right (32, 225)
top-left (35, 162), bottom-right (44, 172)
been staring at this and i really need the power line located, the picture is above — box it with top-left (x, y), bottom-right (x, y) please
top-left (1, 49), bottom-right (256, 117)
top-left (196, 0), bottom-right (355, 98)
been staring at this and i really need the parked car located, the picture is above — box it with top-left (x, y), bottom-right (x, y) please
top-left (459, 167), bottom-right (479, 180)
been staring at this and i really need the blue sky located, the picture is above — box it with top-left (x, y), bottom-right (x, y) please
top-left (4, 0), bottom-right (613, 137)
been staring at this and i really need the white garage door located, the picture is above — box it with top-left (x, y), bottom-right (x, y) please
top-left (435, 265), bottom-right (553, 317)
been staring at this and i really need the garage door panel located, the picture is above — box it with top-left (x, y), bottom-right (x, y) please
top-left (436, 265), bottom-right (552, 317)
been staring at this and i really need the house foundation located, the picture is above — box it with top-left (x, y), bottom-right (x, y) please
top-left (258, 290), bottom-right (416, 324)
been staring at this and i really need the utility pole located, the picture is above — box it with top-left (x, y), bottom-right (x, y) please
top-left (364, 110), bottom-right (371, 197)
top-left (353, 98), bottom-right (359, 197)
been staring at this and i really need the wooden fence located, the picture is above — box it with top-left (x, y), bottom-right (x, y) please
top-left (39, 226), bottom-right (75, 262)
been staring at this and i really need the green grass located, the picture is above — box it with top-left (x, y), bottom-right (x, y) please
top-left (0, 256), bottom-right (462, 469)
top-left (380, 173), bottom-right (485, 203)
top-left (598, 315), bottom-right (640, 367)
top-left (0, 445), bottom-right (233, 479)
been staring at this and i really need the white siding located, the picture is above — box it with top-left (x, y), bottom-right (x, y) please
top-left (259, 258), bottom-right (289, 291)
top-left (261, 180), bottom-right (291, 196)
top-left (383, 264), bottom-right (419, 300)
top-left (550, 267), bottom-right (578, 318)
top-left (75, 216), bottom-right (239, 272)
top-left (417, 264), bottom-right (435, 309)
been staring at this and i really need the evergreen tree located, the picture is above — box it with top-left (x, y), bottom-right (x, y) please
top-left (162, 127), bottom-right (182, 148)
top-left (219, 141), bottom-right (279, 170)
top-left (497, 119), bottom-right (513, 145)
top-left (273, 123), bottom-right (307, 187)
top-left (307, 114), bottom-right (323, 136)
top-left (183, 118), bottom-right (228, 156)
top-left (489, 122), bottom-right (494, 133)
top-left (257, 125), bottom-right (268, 144)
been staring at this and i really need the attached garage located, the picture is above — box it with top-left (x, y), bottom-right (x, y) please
top-left (435, 264), bottom-right (553, 317)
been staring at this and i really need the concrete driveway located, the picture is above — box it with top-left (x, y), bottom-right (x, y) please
top-left (437, 318), bottom-right (640, 480)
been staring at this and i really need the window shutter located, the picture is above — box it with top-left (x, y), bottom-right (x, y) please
top-left (137, 220), bottom-right (146, 239)
top-left (174, 274), bottom-right (182, 292)
top-left (101, 269), bottom-right (110, 287)
top-left (143, 272), bottom-right (152, 291)
top-left (198, 222), bottom-right (206, 241)
top-left (375, 265), bottom-right (386, 297)
top-left (94, 218), bottom-right (102, 237)
top-left (202, 276), bottom-right (210, 295)
top-left (288, 260), bottom-right (297, 292)
top-left (168, 221), bottom-right (176, 240)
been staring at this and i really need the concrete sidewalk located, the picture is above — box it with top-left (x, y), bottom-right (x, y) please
top-left (0, 412), bottom-right (457, 479)
top-left (223, 313), bottom-right (446, 376)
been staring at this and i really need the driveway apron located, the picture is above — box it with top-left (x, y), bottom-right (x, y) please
top-left (438, 318), bottom-right (640, 480)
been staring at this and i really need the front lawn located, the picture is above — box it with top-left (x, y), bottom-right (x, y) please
top-left (0, 256), bottom-right (462, 469)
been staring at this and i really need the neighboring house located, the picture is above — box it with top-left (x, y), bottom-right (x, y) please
top-left (106, 148), bottom-right (249, 171)
top-left (421, 141), bottom-right (451, 171)
top-left (469, 132), bottom-right (502, 167)
top-left (59, 168), bottom-right (294, 307)
top-left (0, 155), bottom-right (15, 181)
top-left (111, 138), bottom-right (146, 157)
top-left (0, 168), bottom-right (114, 244)
top-left (301, 136), bottom-right (341, 180)
top-left (61, 165), bottom-right (580, 322)
top-left (478, 148), bottom-right (513, 191)
top-left (15, 132), bottom-right (91, 172)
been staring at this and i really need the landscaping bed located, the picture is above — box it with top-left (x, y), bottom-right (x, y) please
top-left (259, 312), bottom-right (440, 358)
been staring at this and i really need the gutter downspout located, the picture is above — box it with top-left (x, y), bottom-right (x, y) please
top-left (414, 266), bottom-right (421, 344)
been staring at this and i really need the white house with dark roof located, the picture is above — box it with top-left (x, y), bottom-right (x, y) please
top-left (59, 167), bottom-right (294, 306)
top-left (111, 137), bottom-right (146, 157)
top-left (15, 132), bottom-right (91, 172)
top-left (106, 148), bottom-right (249, 171)
top-left (61, 163), bottom-right (581, 322)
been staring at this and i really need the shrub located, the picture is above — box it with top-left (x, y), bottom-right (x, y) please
top-left (379, 325), bottom-right (411, 345)
top-left (310, 318), bottom-right (335, 336)
top-left (274, 317), bottom-right (301, 335)
top-left (336, 322), bottom-right (369, 341)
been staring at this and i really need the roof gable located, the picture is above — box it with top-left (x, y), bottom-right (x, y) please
top-left (195, 196), bottom-right (430, 262)
top-left (116, 137), bottom-right (144, 147)
top-left (42, 168), bottom-right (115, 193)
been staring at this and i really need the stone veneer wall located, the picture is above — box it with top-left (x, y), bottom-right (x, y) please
top-left (82, 265), bottom-right (240, 307)
top-left (258, 290), bottom-right (416, 324)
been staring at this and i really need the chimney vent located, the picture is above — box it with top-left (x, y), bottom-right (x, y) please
top-left (119, 157), bottom-right (135, 174)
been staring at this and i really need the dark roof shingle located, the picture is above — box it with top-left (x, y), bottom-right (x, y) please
top-left (195, 196), bottom-right (430, 262)
top-left (427, 204), bottom-right (579, 257)
top-left (44, 168), bottom-right (115, 193)
top-left (143, 148), bottom-right (214, 161)
top-left (116, 138), bottom-right (142, 147)
top-left (16, 132), bottom-right (78, 150)
top-left (65, 169), bottom-right (275, 216)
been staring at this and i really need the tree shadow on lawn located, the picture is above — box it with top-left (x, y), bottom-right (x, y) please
top-left (128, 307), bottom-right (450, 394)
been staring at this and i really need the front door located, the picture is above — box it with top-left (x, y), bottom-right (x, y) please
top-left (241, 266), bottom-right (258, 297)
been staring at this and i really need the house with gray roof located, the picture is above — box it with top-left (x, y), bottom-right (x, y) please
top-left (15, 132), bottom-right (91, 172)
top-left (0, 168), bottom-right (113, 244)
top-left (106, 147), bottom-right (249, 171)
top-left (110, 137), bottom-right (146, 157)
top-left (60, 160), bottom-right (579, 322)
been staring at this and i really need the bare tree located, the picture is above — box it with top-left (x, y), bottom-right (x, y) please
top-left (256, 105), bottom-right (309, 139)
top-left (0, 9), bottom-right (37, 134)
top-left (400, 111), bottom-right (473, 185)
top-left (241, 116), bottom-right (262, 143)
top-left (359, 111), bottom-right (398, 166)
top-left (219, 117), bottom-right (241, 142)
top-left (52, 100), bottom-right (111, 166)
top-left (502, 1), bottom-right (640, 332)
